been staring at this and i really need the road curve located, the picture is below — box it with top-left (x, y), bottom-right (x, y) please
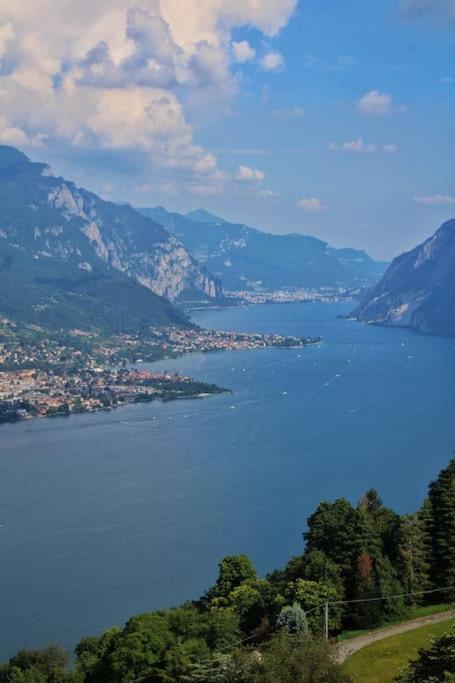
top-left (337, 609), bottom-right (455, 663)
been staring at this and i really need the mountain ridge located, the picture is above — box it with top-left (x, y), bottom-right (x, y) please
top-left (0, 145), bottom-right (221, 304)
top-left (0, 146), bottom-right (224, 333)
top-left (351, 219), bottom-right (455, 336)
top-left (139, 205), bottom-right (388, 292)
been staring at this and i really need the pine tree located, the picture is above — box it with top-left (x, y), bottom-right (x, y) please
top-left (396, 513), bottom-right (430, 601)
top-left (425, 459), bottom-right (455, 599)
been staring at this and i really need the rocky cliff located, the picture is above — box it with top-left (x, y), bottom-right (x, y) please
top-left (352, 219), bottom-right (455, 336)
top-left (0, 146), bottom-right (222, 304)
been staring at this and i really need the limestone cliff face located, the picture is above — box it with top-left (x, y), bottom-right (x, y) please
top-left (46, 183), bottom-right (222, 302)
top-left (0, 146), bottom-right (222, 303)
top-left (352, 219), bottom-right (455, 336)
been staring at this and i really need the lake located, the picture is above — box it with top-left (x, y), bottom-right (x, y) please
top-left (0, 302), bottom-right (454, 660)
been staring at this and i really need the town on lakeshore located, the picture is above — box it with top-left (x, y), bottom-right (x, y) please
top-left (0, 320), bottom-right (320, 423)
top-left (225, 287), bottom-right (358, 306)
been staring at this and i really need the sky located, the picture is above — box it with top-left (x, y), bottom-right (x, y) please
top-left (0, 0), bottom-right (454, 260)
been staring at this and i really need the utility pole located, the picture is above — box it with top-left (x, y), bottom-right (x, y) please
top-left (324, 602), bottom-right (329, 641)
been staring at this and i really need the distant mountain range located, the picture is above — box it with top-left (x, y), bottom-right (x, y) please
top-left (352, 219), bottom-right (455, 336)
top-left (0, 146), bottom-right (221, 333)
top-left (139, 206), bottom-right (387, 291)
top-left (0, 144), bottom-right (390, 336)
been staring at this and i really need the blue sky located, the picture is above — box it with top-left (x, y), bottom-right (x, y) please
top-left (195, 0), bottom-right (455, 258)
top-left (1, 0), bottom-right (453, 259)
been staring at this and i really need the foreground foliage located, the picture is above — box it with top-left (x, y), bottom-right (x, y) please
top-left (396, 625), bottom-right (455, 683)
top-left (1, 459), bottom-right (453, 682)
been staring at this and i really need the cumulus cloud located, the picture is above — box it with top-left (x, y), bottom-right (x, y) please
top-left (0, 0), bottom-right (297, 190)
top-left (329, 138), bottom-right (397, 153)
top-left (260, 50), bottom-right (285, 71)
top-left (413, 194), bottom-right (455, 204)
top-left (400, 0), bottom-right (455, 25)
top-left (232, 40), bottom-right (255, 63)
top-left (0, 21), bottom-right (15, 61)
top-left (296, 197), bottom-right (325, 211)
top-left (235, 165), bottom-right (265, 182)
top-left (357, 90), bottom-right (406, 115)
top-left (272, 106), bottom-right (305, 118)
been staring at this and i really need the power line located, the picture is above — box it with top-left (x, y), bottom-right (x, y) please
top-left (330, 584), bottom-right (455, 606)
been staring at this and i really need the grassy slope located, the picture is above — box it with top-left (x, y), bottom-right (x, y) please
top-left (342, 618), bottom-right (454, 683)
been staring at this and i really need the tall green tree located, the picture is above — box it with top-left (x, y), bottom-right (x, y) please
top-left (396, 514), bottom-right (430, 600)
top-left (426, 459), bottom-right (455, 597)
top-left (304, 499), bottom-right (362, 579)
top-left (205, 555), bottom-right (257, 602)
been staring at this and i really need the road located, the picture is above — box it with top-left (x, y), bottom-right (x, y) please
top-left (337, 609), bottom-right (455, 663)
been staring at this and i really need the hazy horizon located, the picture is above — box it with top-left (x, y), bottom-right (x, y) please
top-left (1, 1), bottom-right (454, 260)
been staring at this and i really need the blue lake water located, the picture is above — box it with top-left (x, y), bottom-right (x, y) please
top-left (0, 302), bottom-right (454, 660)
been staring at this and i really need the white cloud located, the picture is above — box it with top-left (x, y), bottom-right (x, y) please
top-left (413, 194), bottom-right (455, 205)
top-left (357, 90), bottom-right (406, 115)
top-left (272, 106), bottom-right (305, 118)
top-left (232, 40), bottom-right (255, 63)
top-left (329, 138), bottom-right (397, 153)
top-left (0, 118), bottom-right (47, 146)
top-left (235, 165), bottom-right (265, 182)
top-left (260, 50), bottom-right (285, 71)
top-left (0, 0), bottom-right (297, 190)
top-left (296, 197), bottom-right (325, 211)
top-left (0, 21), bottom-right (15, 60)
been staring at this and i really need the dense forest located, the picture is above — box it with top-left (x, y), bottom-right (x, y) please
top-left (1, 459), bottom-right (453, 682)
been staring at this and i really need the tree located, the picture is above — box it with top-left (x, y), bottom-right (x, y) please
top-left (162, 638), bottom-right (210, 681)
top-left (304, 499), bottom-right (360, 578)
top-left (285, 579), bottom-right (341, 633)
top-left (350, 554), bottom-right (383, 629)
top-left (75, 627), bottom-right (121, 682)
top-left (4, 646), bottom-right (72, 683)
top-left (187, 652), bottom-right (237, 682)
top-left (276, 604), bottom-right (308, 634)
top-left (425, 459), bottom-right (455, 598)
top-left (396, 514), bottom-right (429, 600)
top-left (210, 578), bottom-right (277, 635)
top-left (246, 632), bottom-right (352, 683)
top-left (104, 612), bottom-right (175, 682)
top-left (395, 625), bottom-right (455, 682)
top-left (206, 555), bottom-right (257, 602)
top-left (358, 489), bottom-right (383, 515)
top-left (205, 609), bottom-right (242, 650)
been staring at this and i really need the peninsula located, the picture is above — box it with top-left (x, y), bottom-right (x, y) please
top-left (0, 321), bottom-right (320, 423)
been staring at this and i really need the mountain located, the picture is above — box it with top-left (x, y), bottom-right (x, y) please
top-left (139, 206), bottom-right (387, 291)
top-left (185, 209), bottom-right (227, 224)
top-left (0, 146), bottom-right (221, 302)
top-left (0, 146), bottom-right (223, 333)
top-left (352, 219), bottom-right (455, 336)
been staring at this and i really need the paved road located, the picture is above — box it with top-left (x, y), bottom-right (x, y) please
top-left (337, 609), bottom-right (455, 663)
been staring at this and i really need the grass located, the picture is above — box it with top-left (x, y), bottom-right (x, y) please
top-left (342, 618), bottom-right (454, 683)
top-left (338, 603), bottom-right (454, 641)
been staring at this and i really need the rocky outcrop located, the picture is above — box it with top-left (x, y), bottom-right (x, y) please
top-left (352, 219), bottom-right (455, 336)
top-left (0, 146), bottom-right (222, 304)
